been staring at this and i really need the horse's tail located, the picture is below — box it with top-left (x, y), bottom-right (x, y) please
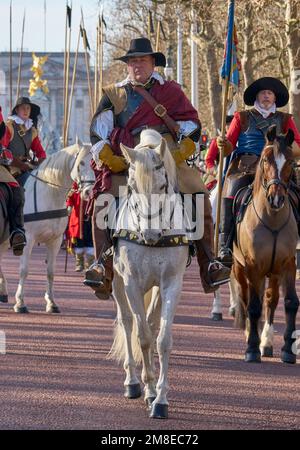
top-left (108, 289), bottom-right (154, 365)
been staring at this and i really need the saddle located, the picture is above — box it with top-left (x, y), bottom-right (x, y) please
top-left (233, 185), bottom-right (253, 225)
top-left (233, 182), bottom-right (300, 234)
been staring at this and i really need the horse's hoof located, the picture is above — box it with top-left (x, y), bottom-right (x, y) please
top-left (124, 383), bottom-right (141, 399)
top-left (0, 295), bottom-right (8, 303)
top-left (150, 403), bottom-right (168, 419)
top-left (211, 312), bottom-right (223, 321)
top-left (46, 305), bottom-right (61, 314)
top-left (229, 307), bottom-right (236, 318)
top-left (261, 346), bottom-right (273, 357)
top-left (145, 397), bottom-right (156, 409)
top-left (281, 351), bottom-right (296, 364)
top-left (14, 305), bottom-right (29, 314)
top-left (245, 352), bottom-right (261, 363)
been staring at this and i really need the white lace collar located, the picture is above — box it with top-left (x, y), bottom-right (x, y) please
top-left (8, 115), bottom-right (33, 130)
top-left (115, 71), bottom-right (165, 88)
top-left (254, 100), bottom-right (276, 119)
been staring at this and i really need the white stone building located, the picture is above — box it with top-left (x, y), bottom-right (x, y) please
top-left (0, 51), bottom-right (93, 148)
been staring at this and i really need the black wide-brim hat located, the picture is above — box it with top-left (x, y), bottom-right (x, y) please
top-left (12, 97), bottom-right (41, 119)
top-left (244, 77), bottom-right (289, 108)
top-left (115, 37), bottom-right (166, 67)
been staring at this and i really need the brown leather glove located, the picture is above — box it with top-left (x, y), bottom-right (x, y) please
top-left (216, 137), bottom-right (233, 157)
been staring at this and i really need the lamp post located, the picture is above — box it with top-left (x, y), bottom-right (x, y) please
top-left (164, 46), bottom-right (174, 80)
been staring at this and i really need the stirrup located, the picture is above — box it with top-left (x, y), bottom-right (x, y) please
top-left (207, 260), bottom-right (231, 287)
top-left (83, 262), bottom-right (105, 288)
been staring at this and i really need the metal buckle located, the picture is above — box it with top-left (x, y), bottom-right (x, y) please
top-left (18, 129), bottom-right (26, 138)
top-left (154, 104), bottom-right (167, 118)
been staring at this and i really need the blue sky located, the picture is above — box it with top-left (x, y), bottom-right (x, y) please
top-left (0, 0), bottom-right (107, 53)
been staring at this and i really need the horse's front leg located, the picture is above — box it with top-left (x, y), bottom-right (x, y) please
top-left (112, 272), bottom-right (141, 399)
top-left (281, 257), bottom-right (299, 364)
top-left (44, 237), bottom-right (62, 313)
top-left (211, 289), bottom-right (223, 321)
top-left (245, 276), bottom-right (264, 363)
top-left (151, 278), bottom-right (182, 419)
top-left (0, 241), bottom-right (9, 303)
top-left (260, 275), bottom-right (280, 358)
top-left (124, 284), bottom-right (155, 404)
top-left (14, 238), bottom-right (35, 313)
top-left (144, 287), bottom-right (161, 407)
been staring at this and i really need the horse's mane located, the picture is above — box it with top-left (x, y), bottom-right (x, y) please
top-left (34, 143), bottom-right (82, 184)
top-left (134, 141), bottom-right (177, 193)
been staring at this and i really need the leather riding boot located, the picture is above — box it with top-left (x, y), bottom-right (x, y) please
top-left (75, 253), bottom-right (84, 272)
top-left (218, 197), bottom-right (234, 267)
top-left (194, 194), bottom-right (231, 293)
top-left (9, 186), bottom-right (26, 256)
top-left (84, 254), bottom-right (95, 270)
top-left (83, 204), bottom-right (113, 300)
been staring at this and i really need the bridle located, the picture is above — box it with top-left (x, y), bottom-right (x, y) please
top-left (127, 161), bottom-right (174, 234)
top-left (260, 144), bottom-right (294, 196)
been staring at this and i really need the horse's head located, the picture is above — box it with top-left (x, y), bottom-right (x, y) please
top-left (70, 143), bottom-right (95, 200)
top-left (257, 125), bottom-right (295, 210)
top-left (120, 129), bottom-right (178, 245)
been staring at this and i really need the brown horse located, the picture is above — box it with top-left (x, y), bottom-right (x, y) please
top-left (233, 125), bottom-right (299, 363)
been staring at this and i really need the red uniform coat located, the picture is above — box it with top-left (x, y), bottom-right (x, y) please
top-left (66, 183), bottom-right (87, 240)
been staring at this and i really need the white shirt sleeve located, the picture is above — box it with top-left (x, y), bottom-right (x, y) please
top-left (90, 110), bottom-right (114, 164)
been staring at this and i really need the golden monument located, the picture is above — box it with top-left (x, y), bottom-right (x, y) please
top-left (28, 53), bottom-right (49, 97)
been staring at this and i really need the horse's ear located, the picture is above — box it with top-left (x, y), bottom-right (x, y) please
top-left (120, 143), bottom-right (135, 163)
top-left (158, 138), bottom-right (167, 159)
top-left (285, 128), bottom-right (294, 147)
top-left (266, 125), bottom-right (277, 142)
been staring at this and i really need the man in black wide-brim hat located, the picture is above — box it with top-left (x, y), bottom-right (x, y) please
top-left (0, 98), bottom-right (46, 255)
top-left (207, 76), bottom-right (300, 267)
top-left (83, 37), bottom-right (231, 299)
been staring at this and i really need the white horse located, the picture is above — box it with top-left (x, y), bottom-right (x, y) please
top-left (210, 183), bottom-right (237, 321)
top-left (107, 130), bottom-right (189, 419)
top-left (0, 142), bottom-right (94, 313)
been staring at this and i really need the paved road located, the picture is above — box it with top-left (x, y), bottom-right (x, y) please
top-left (0, 246), bottom-right (299, 430)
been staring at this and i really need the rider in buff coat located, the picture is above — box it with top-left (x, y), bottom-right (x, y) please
top-left (84, 38), bottom-right (230, 299)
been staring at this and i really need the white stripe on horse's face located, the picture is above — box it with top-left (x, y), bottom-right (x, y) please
top-left (275, 153), bottom-right (286, 177)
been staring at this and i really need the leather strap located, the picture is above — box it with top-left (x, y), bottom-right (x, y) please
top-left (133, 85), bottom-right (180, 141)
top-left (24, 208), bottom-right (68, 223)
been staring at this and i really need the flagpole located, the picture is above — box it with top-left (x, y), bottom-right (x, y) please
top-left (62, 2), bottom-right (68, 146)
top-left (81, 9), bottom-right (94, 117)
top-left (66, 26), bottom-right (80, 143)
top-left (44, 0), bottom-right (47, 52)
top-left (99, 15), bottom-right (104, 104)
top-left (94, 19), bottom-right (99, 113)
top-left (214, 78), bottom-right (230, 255)
top-left (64, 2), bottom-right (72, 146)
top-left (9, 0), bottom-right (13, 111)
top-left (155, 20), bottom-right (161, 52)
top-left (214, 0), bottom-right (234, 256)
top-left (16, 9), bottom-right (25, 100)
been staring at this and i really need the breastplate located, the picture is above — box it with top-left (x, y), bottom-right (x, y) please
top-left (8, 122), bottom-right (32, 158)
